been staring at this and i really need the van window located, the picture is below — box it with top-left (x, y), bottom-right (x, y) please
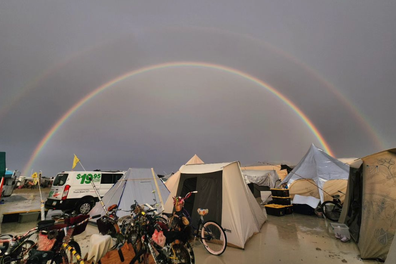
top-left (53, 173), bottom-right (68, 186)
top-left (100, 173), bottom-right (123, 184)
top-left (100, 174), bottom-right (113, 184)
top-left (114, 174), bottom-right (123, 182)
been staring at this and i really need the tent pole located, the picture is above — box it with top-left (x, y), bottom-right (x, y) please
top-left (151, 168), bottom-right (164, 211)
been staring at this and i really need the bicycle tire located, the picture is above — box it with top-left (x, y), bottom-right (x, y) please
top-left (47, 249), bottom-right (69, 264)
top-left (184, 242), bottom-right (195, 264)
top-left (171, 244), bottom-right (192, 264)
top-left (200, 221), bottom-right (227, 256)
top-left (15, 239), bottom-right (35, 263)
top-left (322, 201), bottom-right (342, 222)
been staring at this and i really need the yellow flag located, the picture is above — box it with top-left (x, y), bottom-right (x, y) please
top-left (72, 154), bottom-right (80, 170)
top-left (31, 172), bottom-right (38, 178)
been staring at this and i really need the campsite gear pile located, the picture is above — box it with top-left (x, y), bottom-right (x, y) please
top-left (264, 188), bottom-right (293, 216)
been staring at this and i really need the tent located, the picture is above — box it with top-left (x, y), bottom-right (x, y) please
top-left (241, 170), bottom-right (280, 188)
top-left (164, 161), bottom-right (267, 249)
top-left (241, 164), bottom-right (289, 181)
top-left (340, 149), bottom-right (396, 260)
top-left (385, 235), bottom-right (396, 264)
top-left (164, 154), bottom-right (204, 206)
top-left (89, 168), bottom-right (170, 218)
top-left (241, 169), bottom-right (280, 198)
top-left (281, 144), bottom-right (350, 203)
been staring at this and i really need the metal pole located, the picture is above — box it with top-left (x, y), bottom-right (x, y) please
top-left (38, 171), bottom-right (45, 220)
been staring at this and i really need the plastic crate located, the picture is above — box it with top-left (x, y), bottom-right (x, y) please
top-left (284, 205), bottom-right (293, 214)
top-left (330, 223), bottom-right (350, 240)
top-left (272, 196), bottom-right (292, 205)
top-left (270, 188), bottom-right (289, 197)
top-left (265, 204), bottom-right (286, 216)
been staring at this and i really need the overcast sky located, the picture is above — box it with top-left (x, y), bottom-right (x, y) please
top-left (1, 0), bottom-right (395, 176)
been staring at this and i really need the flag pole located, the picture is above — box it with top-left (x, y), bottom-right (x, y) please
top-left (73, 154), bottom-right (108, 215)
top-left (78, 161), bottom-right (86, 171)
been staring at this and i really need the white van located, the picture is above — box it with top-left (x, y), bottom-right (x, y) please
top-left (45, 170), bottom-right (125, 214)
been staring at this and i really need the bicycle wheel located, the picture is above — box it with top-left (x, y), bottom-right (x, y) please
top-left (322, 201), bottom-right (342, 222)
top-left (15, 239), bottom-right (35, 263)
top-left (118, 215), bottom-right (133, 235)
top-left (47, 250), bottom-right (69, 264)
top-left (200, 221), bottom-right (227, 256)
top-left (171, 244), bottom-right (192, 264)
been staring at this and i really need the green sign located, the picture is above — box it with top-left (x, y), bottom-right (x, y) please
top-left (0, 152), bottom-right (5, 178)
top-left (76, 173), bottom-right (101, 184)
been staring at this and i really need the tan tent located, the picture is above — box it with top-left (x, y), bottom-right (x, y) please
top-left (241, 164), bottom-right (288, 181)
top-left (340, 149), bottom-right (396, 260)
top-left (164, 154), bottom-right (204, 210)
top-left (385, 235), bottom-right (396, 264)
top-left (164, 161), bottom-right (267, 249)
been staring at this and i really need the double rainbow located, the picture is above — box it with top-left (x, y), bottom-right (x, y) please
top-left (22, 62), bottom-right (333, 175)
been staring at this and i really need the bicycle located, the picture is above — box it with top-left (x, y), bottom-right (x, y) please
top-left (0, 227), bottom-right (38, 264)
top-left (171, 191), bottom-right (227, 256)
top-left (128, 201), bottom-right (194, 264)
top-left (26, 213), bottom-right (90, 264)
top-left (316, 191), bottom-right (344, 222)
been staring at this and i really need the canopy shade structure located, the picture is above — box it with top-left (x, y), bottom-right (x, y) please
top-left (281, 144), bottom-right (350, 203)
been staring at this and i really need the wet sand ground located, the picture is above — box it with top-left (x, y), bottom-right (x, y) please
top-left (1, 189), bottom-right (381, 263)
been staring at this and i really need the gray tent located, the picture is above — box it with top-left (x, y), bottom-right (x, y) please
top-left (281, 144), bottom-right (350, 203)
top-left (89, 168), bottom-right (170, 218)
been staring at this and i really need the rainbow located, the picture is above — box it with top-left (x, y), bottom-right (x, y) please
top-left (22, 62), bottom-right (334, 175)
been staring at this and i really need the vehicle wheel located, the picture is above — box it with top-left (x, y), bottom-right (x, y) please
top-left (76, 199), bottom-right (94, 215)
top-left (322, 201), bottom-right (342, 222)
top-left (15, 239), bottom-right (35, 263)
top-left (201, 221), bottom-right (227, 256)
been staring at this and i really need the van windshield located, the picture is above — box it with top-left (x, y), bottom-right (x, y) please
top-left (53, 173), bottom-right (68, 186)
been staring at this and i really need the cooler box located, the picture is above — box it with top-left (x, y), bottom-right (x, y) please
top-left (272, 196), bottom-right (292, 205)
top-left (265, 204), bottom-right (293, 216)
top-left (270, 188), bottom-right (289, 197)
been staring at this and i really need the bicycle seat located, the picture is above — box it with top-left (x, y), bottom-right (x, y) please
top-left (197, 208), bottom-right (209, 216)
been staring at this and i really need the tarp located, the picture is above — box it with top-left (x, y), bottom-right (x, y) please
top-left (241, 169), bottom-right (279, 188)
top-left (89, 168), bottom-right (170, 218)
top-left (164, 161), bottom-right (266, 249)
top-left (281, 144), bottom-right (350, 203)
